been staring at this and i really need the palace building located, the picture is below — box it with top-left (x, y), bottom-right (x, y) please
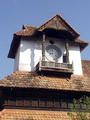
top-left (0, 14), bottom-right (90, 119)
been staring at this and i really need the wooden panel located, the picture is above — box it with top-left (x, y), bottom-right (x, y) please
top-left (42, 33), bottom-right (46, 61)
top-left (65, 41), bottom-right (69, 63)
top-left (61, 100), bottom-right (68, 109)
top-left (3, 89), bottom-right (89, 112)
top-left (16, 98), bottom-right (24, 106)
top-left (6, 98), bottom-right (16, 106)
top-left (53, 101), bottom-right (60, 108)
top-left (31, 99), bottom-right (38, 107)
top-left (46, 100), bottom-right (54, 108)
top-left (39, 99), bottom-right (46, 107)
top-left (24, 99), bottom-right (31, 106)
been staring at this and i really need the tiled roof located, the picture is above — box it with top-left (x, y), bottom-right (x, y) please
top-left (0, 109), bottom-right (72, 120)
top-left (0, 60), bottom-right (90, 92)
top-left (15, 25), bottom-right (37, 36)
top-left (74, 38), bottom-right (88, 51)
top-left (82, 60), bottom-right (90, 77)
top-left (1, 108), bottom-right (90, 120)
top-left (75, 38), bottom-right (88, 44)
top-left (15, 25), bottom-right (88, 45)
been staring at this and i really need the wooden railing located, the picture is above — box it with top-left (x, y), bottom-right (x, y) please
top-left (36, 61), bottom-right (73, 73)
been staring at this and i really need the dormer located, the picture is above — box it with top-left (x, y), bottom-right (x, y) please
top-left (8, 14), bottom-right (88, 76)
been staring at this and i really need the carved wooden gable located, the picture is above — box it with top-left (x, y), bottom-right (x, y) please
top-left (40, 16), bottom-right (66, 30)
top-left (38, 14), bottom-right (79, 38)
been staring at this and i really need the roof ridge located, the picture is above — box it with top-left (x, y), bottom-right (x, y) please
top-left (38, 14), bottom-right (58, 30)
top-left (23, 25), bottom-right (38, 29)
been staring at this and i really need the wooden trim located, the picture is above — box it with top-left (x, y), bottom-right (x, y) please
top-left (65, 41), bottom-right (69, 63)
top-left (42, 33), bottom-right (46, 61)
top-left (36, 61), bottom-right (73, 74)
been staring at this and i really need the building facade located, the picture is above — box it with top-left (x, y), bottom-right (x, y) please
top-left (0, 14), bottom-right (90, 120)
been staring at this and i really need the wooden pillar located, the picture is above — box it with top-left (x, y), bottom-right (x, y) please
top-left (65, 41), bottom-right (69, 63)
top-left (42, 33), bottom-right (46, 61)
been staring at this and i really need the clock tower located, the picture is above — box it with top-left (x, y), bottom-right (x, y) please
top-left (8, 14), bottom-right (88, 76)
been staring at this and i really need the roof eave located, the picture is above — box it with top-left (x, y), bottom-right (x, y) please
top-left (80, 42), bottom-right (89, 51)
top-left (8, 34), bottom-right (21, 59)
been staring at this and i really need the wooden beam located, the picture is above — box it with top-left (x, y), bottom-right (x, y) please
top-left (42, 33), bottom-right (46, 61)
top-left (65, 41), bottom-right (69, 63)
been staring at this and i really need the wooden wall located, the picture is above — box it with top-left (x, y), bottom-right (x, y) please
top-left (1, 88), bottom-right (90, 111)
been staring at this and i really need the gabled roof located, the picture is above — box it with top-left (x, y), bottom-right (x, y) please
top-left (38, 14), bottom-right (80, 38)
top-left (0, 60), bottom-right (90, 92)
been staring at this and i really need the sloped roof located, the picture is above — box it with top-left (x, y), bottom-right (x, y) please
top-left (16, 25), bottom-right (37, 36)
top-left (8, 14), bottom-right (88, 58)
top-left (82, 60), bottom-right (90, 76)
top-left (38, 14), bottom-right (80, 37)
top-left (0, 109), bottom-right (72, 120)
top-left (15, 14), bottom-right (80, 37)
top-left (0, 60), bottom-right (90, 92)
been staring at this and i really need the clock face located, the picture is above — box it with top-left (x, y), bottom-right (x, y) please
top-left (47, 48), bottom-right (58, 60)
top-left (46, 45), bottom-right (62, 62)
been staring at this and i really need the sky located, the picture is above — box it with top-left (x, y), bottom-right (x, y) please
top-left (0, 0), bottom-right (90, 80)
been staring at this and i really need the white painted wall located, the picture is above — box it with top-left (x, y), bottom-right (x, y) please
top-left (19, 38), bottom-right (42, 71)
top-left (69, 45), bottom-right (83, 75)
top-left (14, 45), bottom-right (20, 72)
top-left (14, 37), bottom-right (83, 75)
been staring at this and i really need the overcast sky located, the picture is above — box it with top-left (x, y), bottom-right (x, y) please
top-left (0, 0), bottom-right (90, 79)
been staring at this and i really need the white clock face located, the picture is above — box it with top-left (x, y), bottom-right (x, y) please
top-left (46, 45), bottom-right (62, 62)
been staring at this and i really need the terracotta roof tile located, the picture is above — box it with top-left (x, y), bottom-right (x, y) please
top-left (0, 109), bottom-right (72, 120)
top-left (82, 60), bottom-right (90, 77)
top-left (15, 25), bottom-right (88, 45)
top-left (1, 109), bottom-right (90, 120)
top-left (15, 25), bottom-right (37, 36)
top-left (23, 25), bottom-right (38, 30)
top-left (0, 60), bottom-right (90, 92)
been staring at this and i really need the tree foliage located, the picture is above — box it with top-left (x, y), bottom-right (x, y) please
top-left (67, 96), bottom-right (90, 120)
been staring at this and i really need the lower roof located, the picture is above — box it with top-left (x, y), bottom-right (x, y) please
top-left (0, 109), bottom-right (72, 120)
top-left (1, 108), bottom-right (90, 120)
top-left (0, 108), bottom-right (90, 120)
top-left (0, 60), bottom-right (90, 92)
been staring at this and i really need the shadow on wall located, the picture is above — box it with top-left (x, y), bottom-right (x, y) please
top-left (20, 39), bottom-right (41, 71)
top-left (30, 46), bottom-right (34, 71)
